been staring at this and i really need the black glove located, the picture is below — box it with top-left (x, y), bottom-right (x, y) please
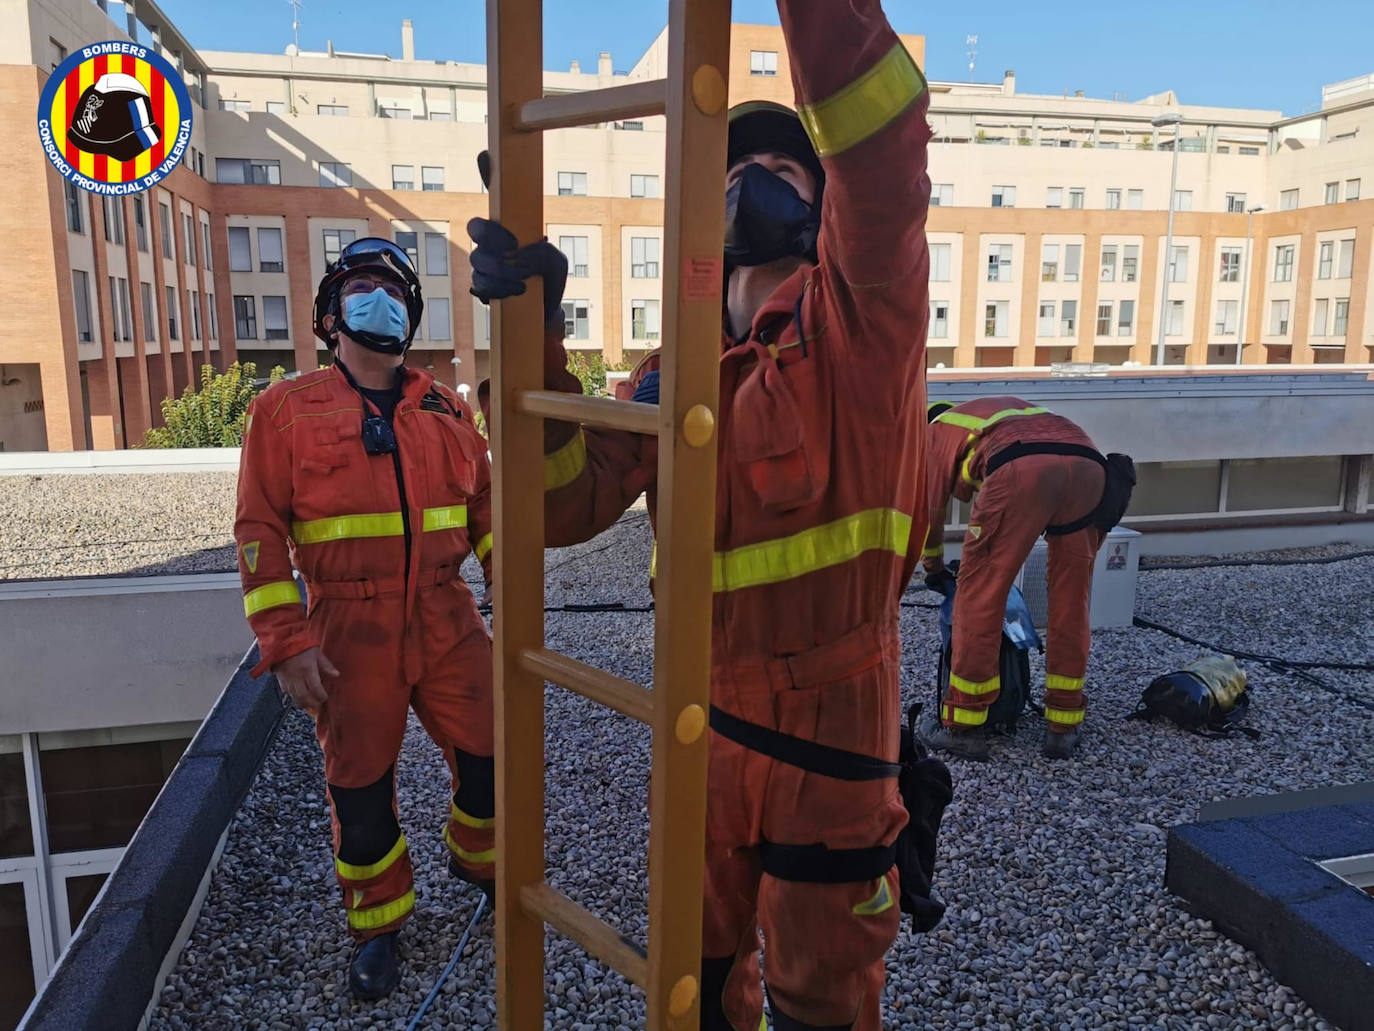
top-left (924, 568), bottom-right (957, 597)
top-left (466, 217), bottom-right (568, 326)
top-left (631, 370), bottom-right (660, 405)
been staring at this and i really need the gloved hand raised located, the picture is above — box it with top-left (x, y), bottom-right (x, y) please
top-left (924, 567), bottom-right (957, 598)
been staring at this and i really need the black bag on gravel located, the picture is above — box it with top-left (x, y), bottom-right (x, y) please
top-left (894, 702), bottom-right (953, 933)
top-left (1130, 655), bottom-right (1259, 739)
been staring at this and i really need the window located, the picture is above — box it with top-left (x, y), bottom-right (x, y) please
top-left (1273, 244), bottom-right (1294, 282)
top-left (379, 105), bottom-right (411, 119)
top-left (1325, 182), bottom-right (1339, 204)
top-left (1068, 188), bottom-right (1085, 210)
top-left (394, 231), bottom-right (419, 269)
top-left (392, 165), bottom-right (415, 190)
top-left (1123, 245), bottom-right (1139, 283)
top-left (1333, 299), bottom-right (1350, 337)
top-left (1038, 301), bottom-right (1056, 336)
top-left (930, 243), bottom-right (951, 282)
top-left (1127, 189), bottom-right (1143, 210)
top-left (427, 297), bottom-right (451, 340)
top-left (424, 233), bottom-right (448, 276)
top-left (1164, 299), bottom-right (1183, 337)
top-left (189, 289), bottom-right (201, 340)
top-left (421, 166), bottom-right (444, 192)
top-left (1173, 190), bottom-right (1192, 211)
top-left (930, 184), bottom-right (954, 207)
top-left (104, 197), bottom-right (125, 245)
top-left (1096, 303), bottom-right (1113, 336)
top-left (182, 213), bottom-right (195, 264)
top-left (1347, 179), bottom-right (1361, 201)
top-left (141, 282), bottom-right (156, 341)
top-left (166, 285), bottom-right (178, 339)
top-left (64, 181), bottom-right (84, 233)
top-left (750, 50), bottom-right (778, 76)
top-left (266, 101), bottom-right (286, 115)
top-left (159, 203), bottom-right (172, 258)
top-left (630, 174), bottom-right (659, 198)
top-left (233, 295), bottom-right (257, 339)
top-left (1269, 299), bottom-right (1290, 336)
top-left (117, 279), bottom-right (132, 340)
top-left (218, 98), bottom-right (250, 112)
top-left (983, 301), bottom-right (1009, 338)
top-left (1312, 298), bottom-right (1329, 337)
top-left (317, 104), bottom-right (348, 116)
top-left (986, 244), bottom-right (1012, 282)
top-left (1220, 247), bottom-right (1242, 283)
top-left (1041, 243), bottom-right (1058, 283)
top-left (207, 293), bottom-right (218, 339)
top-left (1105, 189), bottom-right (1121, 210)
top-left (1318, 241), bottom-right (1333, 279)
top-left (1225, 193), bottom-right (1247, 214)
top-left (106, 277), bottom-right (123, 341)
top-left (991, 185), bottom-right (1016, 208)
top-left (1100, 245), bottom-right (1117, 282)
top-left (228, 227), bottom-right (251, 271)
top-left (1046, 187), bottom-right (1063, 209)
top-left (930, 301), bottom-right (949, 338)
top-left (1239, 146), bottom-right (1260, 156)
top-left (257, 227), bottom-right (284, 272)
top-left (1061, 299), bottom-right (1077, 336)
top-left (262, 296), bottom-right (288, 340)
top-left (323, 229), bottom-right (356, 265)
top-left (558, 236), bottom-right (589, 277)
top-left (630, 236), bottom-right (659, 279)
top-left (1280, 189), bottom-right (1298, 211)
top-left (1168, 245), bottom-right (1189, 283)
top-left (50, 37), bottom-right (67, 70)
top-left (562, 300), bottom-right (590, 340)
top-left (72, 271), bottom-right (92, 342)
top-left (429, 110), bottom-right (453, 122)
top-left (631, 299), bottom-right (661, 340)
top-left (1337, 239), bottom-right (1355, 279)
top-left (220, 158), bottom-right (282, 185)
top-left (1215, 299), bottom-right (1238, 335)
top-left (320, 162), bottom-right (352, 188)
top-left (201, 222), bottom-right (212, 268)
top-left (619, 120), bottom-right (644, 131)
top-left (1118, 299), bottom-right (1136, 336)
top-left (1064, 244), bottom-right (1082, 283)
top-left (558, 171), bottom-right (588, 196)
top-left (126, 197), bottom-right (146, 252)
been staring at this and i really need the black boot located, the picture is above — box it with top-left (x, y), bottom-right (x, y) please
top-left (919, 718), bottom-right (990, 761)
top-left (448, 853), bottom-right (496, 905)
top-left (348, 930), bottom-right (401, 1000)
top-left (1042, 726), bottom-right (1081, 760)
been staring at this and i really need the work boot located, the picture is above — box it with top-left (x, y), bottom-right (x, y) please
top-left (1042, 727), bottom-right (1081, 760)
top-left (920, 718), bottom-right (990, 761)
top-left (348, 931), bottom-right (401, 1000)
top-left (448, 853), bottom-right (496, 906)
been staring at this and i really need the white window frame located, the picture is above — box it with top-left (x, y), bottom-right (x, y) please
top-left (983, 300), bottom-right (1009, 338)
top-left (1096, 302), bottom-right (1113, 336)
top-left (257, 227), bottom-right (284, 272)
top-left (562, 299), bottom-right (590, 340)
top-left (1068, 188), bottom-right (1085, 210)
top-left (930, 301), bottom-right (949, 339)
top-left (991, 185), bottom-right (1016, 208)
top-left (986, 244), bottom-right (1012, 283)
top-left (424, 232), bottom-right (448, 276)
top-left (1119, 298), bottom-right (1137, 337)
top-left (749, 50), bottom-right (778, 76)
top-left (1225, 193), bottom-right (1246, 213)
top-left (1279, 188), bottom-right (1298, 211)
top-left (560, 235), bottom-right (590, 278)
top-left (1214, 299), bottom-right (1238, 336)
top-left (1126, 188), bottom-right (1143, 210)
top-left (72, 270), bottom-right (93, 343)
top-left (322, 228), bottom-right (357, 266)
top-left (1061, 299), bottom-right (1078, 336)
top-left (262, 295), bottom-right (288, 340)
top-left (49, 848), bottom-right (122, 951)
top-left (1037, 301), bottom-right (1056, 337)
top-left (1318, 241), bottom-right (1333, 279)
top-left (930, 242), bottom-right (951, 283)
top-left (1269, 299), bottom-right (1290, 336)
top-left (1100, 245), bottom-right (1117, 282)
top-left (631, 299), bottom-right (661, 341)
top-left (1064, 244), bottom-right (1082, 282)
top-left (1173, 190), bottom-right (1193, 211)
top-left (558, 171), bottom-right (587, 196)
top-left (630, 236), bottom-right (659, 279)
top-left (1168, 245), bottom-right (1189, 284)
top-left (1219, 247), bottom-right (1241, 283)
top-left (1164, 299), bottom-right (1184, 337)
top-left (1123, 244), bottom-right (1140, 283)
top-left (1045, 187), bottom-right (1063, 209)
top-left (1333, 299), bottom-right (1350, 337)
top-left (319, 162), bottom-right (352, 188)
top-left (1312, 298), bottom-right (1329, 337)
top-left (391, 164), bottom-right (415, 190)
top-left (931, 184), bottom-right (954, 207)
top-left (630, 174), bottom-right (660, 198)
top-left (1273, 244), bottom-right (1294, 283)
top-left (421, 166), bottom-right (444, 192)
top-left (1346, 179), bottom-right (1361, 201)
top-left (0, 865), bottom-right (49, 997)
top-left (1324, 181), bottom-right (1339, 204)
top-left (1041, 243), bottom-right (1058, 283)
top-left (1337, 239), bottom-right (1355, 280)
top-left (427, 297), bottom-right (451, 341)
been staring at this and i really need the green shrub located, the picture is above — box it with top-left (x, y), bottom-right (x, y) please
top-left (140, 362), bottom-right (285, 448)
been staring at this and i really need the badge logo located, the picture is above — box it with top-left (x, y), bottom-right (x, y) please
top-left (37, 41), bottom-right (193, 196)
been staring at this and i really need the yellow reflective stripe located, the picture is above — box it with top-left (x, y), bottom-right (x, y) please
top-left (935, 406), bottom-right (1050, 434)
top-left (346, 888), bottom-right (415, 930)
top-left (444, 825), bottom-right (496, 865)
top-left (422, 505), bottom-right (467, 532)
top-left (1046, 707), bottom-right (1086, 726)
top-left (797, 43), bottom-right (927, 158)
top-left (852, 877), bottom-right (895, 916)
top-left (545, 430), bottom-right (587, 491)
top-left (474, 532), bottom-right (493, 562)
top-left (335, 834), bottom-right (407, 882)
top-left (922, 544), bottom-right (944, 558)
top-left (758, 1018), bottom-right (767, 1031)
top-left (1046, 674), bottom-right (1085, 693)
top-left (451, 801), bottom-right (495, 830)
top-left (949, 673), bottom-right (1000, 696)
top-left (243, 580), bottom-right (300, 617)
top-left (943, 704), bottom-right (988, 726)
top-left (293, 512), bottom-right (404, 544)
top-left (960, 448), bottom-right (982, 490)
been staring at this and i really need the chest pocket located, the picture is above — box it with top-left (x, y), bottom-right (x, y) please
top-left (730, 343), bottom-right (831, 514)
top-left (422, 407), bottom-right (483, 500)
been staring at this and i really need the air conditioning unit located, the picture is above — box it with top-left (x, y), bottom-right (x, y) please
top-left (1013, 526), bottom-right (1141, 629)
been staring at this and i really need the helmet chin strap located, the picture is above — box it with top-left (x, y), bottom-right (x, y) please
top-left (333, 315), bottom-right (410, 355)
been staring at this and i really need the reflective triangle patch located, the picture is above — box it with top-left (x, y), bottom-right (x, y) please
top-left (242, 541), bottom-right (260, 574)
top-left (852, 876), bottom-right (894, 916)
top-left (968, 525), bottom-right (982, 540)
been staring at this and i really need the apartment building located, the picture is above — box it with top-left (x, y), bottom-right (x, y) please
top-left (3, 0), bottom-right (1372, 452)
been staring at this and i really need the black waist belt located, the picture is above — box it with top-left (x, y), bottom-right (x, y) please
top-left (758, 840), bottom-right (898, 884)
top-left (708, 705), bottom-right (900, 781)
top-left (983, 441), bottom-right (1106, 535)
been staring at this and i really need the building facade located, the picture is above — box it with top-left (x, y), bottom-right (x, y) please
top-left (3, 0), bottom-right (1372, 451)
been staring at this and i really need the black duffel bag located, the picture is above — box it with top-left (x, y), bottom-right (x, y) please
top-left (894, 702), bottom-right (953, 932)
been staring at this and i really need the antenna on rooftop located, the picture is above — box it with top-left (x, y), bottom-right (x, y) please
top-left (287, 0), bottom-right (304, 52)
top-left (966, 34), bottom-right (978, 81)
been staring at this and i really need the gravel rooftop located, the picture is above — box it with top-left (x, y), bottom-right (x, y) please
top-left (123, 497), bottom-right (1374, 1031)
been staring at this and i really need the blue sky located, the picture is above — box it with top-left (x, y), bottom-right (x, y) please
top-left (155, 0), bottom-right (1371, 117)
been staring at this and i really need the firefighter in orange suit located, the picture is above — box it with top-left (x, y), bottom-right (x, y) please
top-left (920, 397), bottom-right (1115, 762)
top-left (468, 2), bottom-right (931, 1026)
top-left (234, 238), bottom-right (496, 1001)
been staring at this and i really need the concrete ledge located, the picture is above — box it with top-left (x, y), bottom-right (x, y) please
top-left (1166, 788), bottom-right (1374, 1031)
top-left (18, 645), bottom-right (286, 1031)
top-left (0, 448), bottom-right (242, 476)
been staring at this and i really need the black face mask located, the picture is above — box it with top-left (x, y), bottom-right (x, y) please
top-left (723, 163), bottom-right (819, 269)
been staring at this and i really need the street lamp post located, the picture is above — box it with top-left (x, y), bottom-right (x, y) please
top-left (1235, 205), bottom-right (1264, 365)
top-left (1152, 113), bottom-right (1182, 367)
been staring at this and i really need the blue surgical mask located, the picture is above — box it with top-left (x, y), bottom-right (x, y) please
top-left (343, 288), bottom-right (408, 345)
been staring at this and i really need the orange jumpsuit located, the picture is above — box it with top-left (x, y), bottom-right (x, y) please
top-left (500, 6), bottom-right (931, 1026)
top-left (235, 364), bottom-right (496, 941)
top-left (921, 397), bottom-right (1108, 734)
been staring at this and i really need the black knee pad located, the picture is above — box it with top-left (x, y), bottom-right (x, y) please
top-left (765, 986), bottom-right (853, 1031)
top-left (699, 955), bottom-right (734, 1031)
top-left (453, 749), bottom-right (495, 820)
top-left (328, 767), bottom-right (400, 866)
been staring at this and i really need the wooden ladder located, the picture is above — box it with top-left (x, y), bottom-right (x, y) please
top-left (484, 0), bottom-right (731, 1027)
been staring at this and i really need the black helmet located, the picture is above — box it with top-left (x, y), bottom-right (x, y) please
top-left (927, 400), bottom-right (955, 422)
top-left (312, 237), bottom-right (424, 354)
top-left (726, 100), bottom-right (825, 203)
top-left (68, 73), bottom-right (162, 162)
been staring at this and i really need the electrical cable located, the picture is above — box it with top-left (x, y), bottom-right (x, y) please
top-left (404, 892), bottom-right (488, 1031)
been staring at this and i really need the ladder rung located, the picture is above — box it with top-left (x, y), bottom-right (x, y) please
top-left (519, 647), bottom-right (654, 724)
top-left (518, 391), bottom-right (660, 435)
top-left (517, 79), bottom-right (667, 132)
top-left (521, 882), bottom-right (649, 988)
